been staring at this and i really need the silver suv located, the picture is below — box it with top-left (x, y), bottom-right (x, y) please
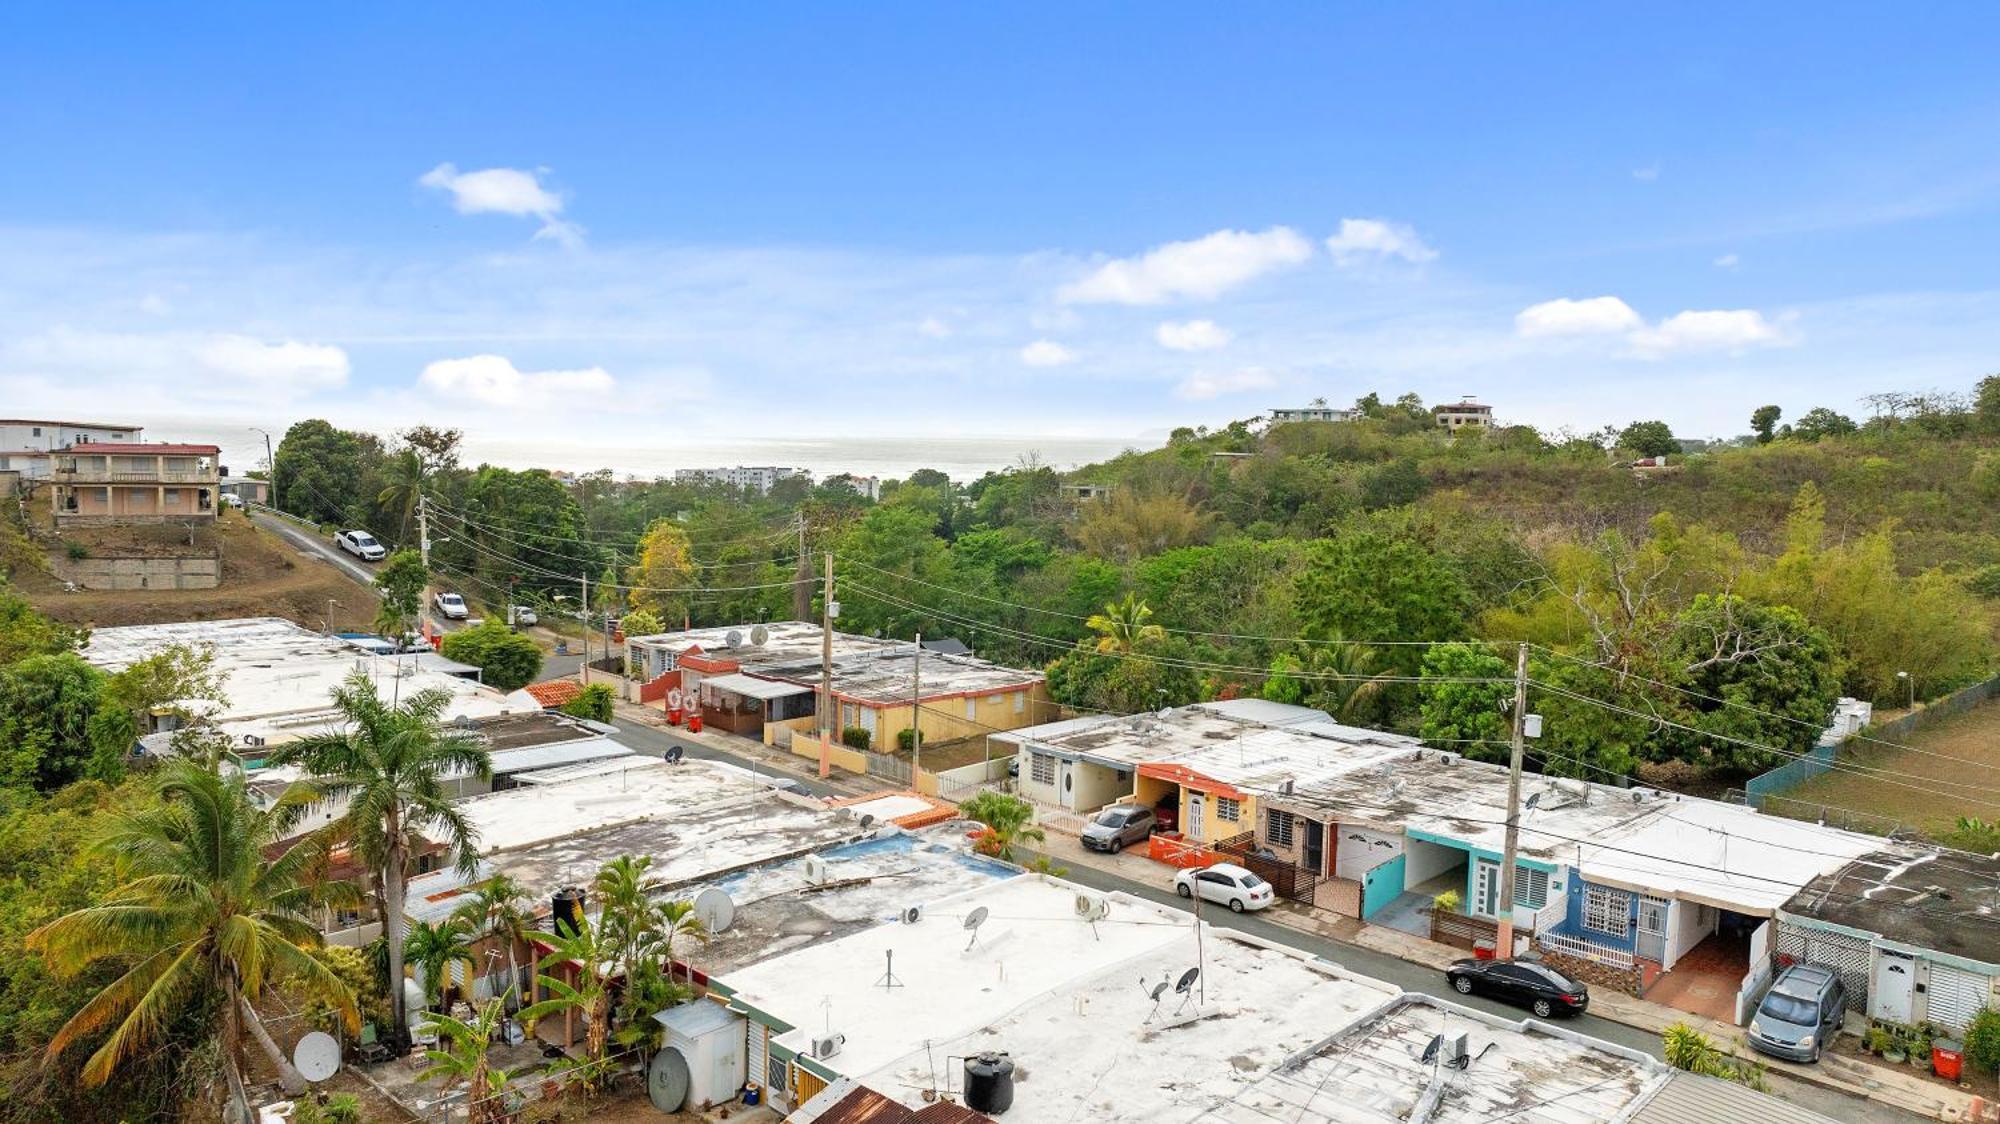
top-left (1748, 964), bottom-right (1847, 1063)
top-left (1080, 804), bottom-right (1156, 853)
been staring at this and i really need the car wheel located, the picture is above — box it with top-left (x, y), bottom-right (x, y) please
top-left (1109, 838), bottom-right (1123, 854)
top-left (1229, 898), bottom-right (1246, 913)
top-left (1808, 1044), bottom-right (1821, 1064)
top-left (1452, 976), bottom-right (1473, 995)
top-left (1177, 882), bottom-right (1192, 899)
top-left (1532, 999), bottom-right (1553, 1018)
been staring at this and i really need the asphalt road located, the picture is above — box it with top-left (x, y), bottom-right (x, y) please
top-left (251, 509), bottom-right (380, 586)
top-left (1027, 851), bottom-right (1925, 1124)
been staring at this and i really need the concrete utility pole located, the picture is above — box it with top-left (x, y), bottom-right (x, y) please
top-left (793, 513), bottom-right (811, 621)
top-left (910, 632), bottom-right (923, 780)
top-left (1494, 642), bottom-right (1530, 959)
top-left (819, 551), bottom-right (834, 778)
top-left (579, 571), bottom-right (590, 686)
top-left (417, 494), bottom-right (432, 570)
top-left (259, 428), bottom-right (278, 513)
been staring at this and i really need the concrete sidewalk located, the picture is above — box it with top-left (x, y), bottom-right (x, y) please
top-left (1033, 829), bottom-right (1982, 1123)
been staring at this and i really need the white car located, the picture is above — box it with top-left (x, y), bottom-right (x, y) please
top-left (507, 604), bottom-right (538, 627)
top-left (1173, 862), bottom-right (1275, 913)
top-left (335, 529), bottom-right (387, 562)
top-left (433, 591), bottom-right (469, 620)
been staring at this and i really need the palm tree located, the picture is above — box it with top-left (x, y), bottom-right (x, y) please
top-left (452, 874), bottom-right (532, 1012)
top-left (592, 853), bottom-right (656, 982)
top-left (1086, 593), bottom-right (1166, 653)
top-left (519, 917), bottom-right (615, 1094)
top-left (377, 448), bottom-right (427, 544)
top-left (266, 670), bottom-right (491, 1044)
top-left (419, 996), bottom-right (517, 1124)
top-left (652, 897), bottom-right (710, 966)
top-left (404, 916), bottom-right (478, 1011)
top-left (1303, 639), bottom-right (1394, 720)
top-left (958, 791), bottom-right (1046, 861)
top-left (27, 760), bottom-right (358, 1100)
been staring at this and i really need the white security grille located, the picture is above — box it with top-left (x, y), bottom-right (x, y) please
top-left (1925, 962), bottom-right (1994, 1034)
top-left (1776, 921), bottom-right (1870, 1012)
top-left (748, 1022), bottom-right (769, 1092)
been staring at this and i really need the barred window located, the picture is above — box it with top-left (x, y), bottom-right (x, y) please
top-left (1216, 797), bottom-right (1242, 822)
top-left (1029, 753), bottom-right (1056, 785)
top-left (1583, 886), bottom-right (1630, 937)
top-left (1266, 809), bottom-right (1295, 847)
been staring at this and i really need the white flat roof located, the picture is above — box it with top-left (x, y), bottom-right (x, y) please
top-left (994, 706), bottom-right (1422, 789)
top-left (460, 757), bottom-right (761, 853)
top-left (1579, 799), bottom-right (1882, 914)
top-left (487, 739), bottom-right (636, 777)
top-left (703, 672), bottom-right (815, 700)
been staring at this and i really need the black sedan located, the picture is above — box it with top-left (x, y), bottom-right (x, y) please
top-left (1444, 958), bottom-right (1589, 1018)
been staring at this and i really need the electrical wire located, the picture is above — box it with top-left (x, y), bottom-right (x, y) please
top-left (427, 502), bottom-right (800, 572)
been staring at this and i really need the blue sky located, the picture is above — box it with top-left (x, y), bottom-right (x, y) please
top-left (4, 4), bottom-right (1999, 469)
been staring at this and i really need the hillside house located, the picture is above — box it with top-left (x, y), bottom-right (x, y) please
top-left (52, 441), bottom-right (220, 525)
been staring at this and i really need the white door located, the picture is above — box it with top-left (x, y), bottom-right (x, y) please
top-left (1187, 793), bottom-right (1205, 841)
top-left (1473, 859), bottom-right (1500, 917)
top-left (1636, 896), bottom-right (1669, 962)
top-left (1871, 950), bottom-right (1917, 1022)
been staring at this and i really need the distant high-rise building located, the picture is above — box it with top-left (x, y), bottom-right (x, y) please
top-left (672, 465), bottom-right (814, 494)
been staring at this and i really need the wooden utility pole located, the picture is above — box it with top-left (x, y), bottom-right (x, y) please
top-left (818, 551), bottom-right (834, 778)
top-left (910, 632), bottom-right (922, 781)
top-left (579, 572), bottom-right (591, 686)
top-left (793, 513), bottom-right (811, 621)
top-left (1494, 642), bottom-right (1530, 959)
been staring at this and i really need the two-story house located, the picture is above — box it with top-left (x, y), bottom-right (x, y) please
top-left (0, 418), bottom-right (143, 479)
top-left (52, 442), bottom-right (221, 525)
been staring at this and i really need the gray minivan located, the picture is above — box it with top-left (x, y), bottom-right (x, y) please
top-left (1748, 964), bottom-right (1847, 1063)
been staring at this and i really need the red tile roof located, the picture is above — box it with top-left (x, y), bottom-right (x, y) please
top-left (524, 680), bottom-right (584, 709)
top-left (66, 442), bottom-right (220, 455)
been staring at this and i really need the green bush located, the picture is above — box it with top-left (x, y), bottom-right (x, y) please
top-left (558, 682), bottom-right (616, 723)
top-left (63, 542), bottom-right (88, 561)
top-left (1967, 1008), bottom-right (2000, 1075)
top-left (841, 726), bottom-right (871, 751)
top-left (897, 727), bottom-right (922, 752)
top-left (293, 1093), bottom-right (362, 1124)
top-left (1970, 564), bottom-right (2000, 600)
top-left (439, 619), bottom-right (545, 691)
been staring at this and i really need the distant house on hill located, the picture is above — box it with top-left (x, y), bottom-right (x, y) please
top-left (1433, 398), bottom-right (1493, 432)
top-left (0, 418), bottom-right (143, 479)
top-left (1270, 405), bottom-right (1358, 424)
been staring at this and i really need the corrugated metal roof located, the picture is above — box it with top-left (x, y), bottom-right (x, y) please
top-left (488, 739), bottom-right (634, 776)
top-left (1631, 1072), bottom-right (1843, 1124)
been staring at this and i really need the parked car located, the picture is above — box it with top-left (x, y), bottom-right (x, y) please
top-left (220, 493), bottom-right (245, 508)
top-left (335, 529), bottom-right (387, 561)
top-left (1444, 958), bottom-right (1589, 1018)
top-left (1747, 964), bottom-right (1847, 1063)
top-left (433, 591), bottom-right (469, 619)
top-left (1081, 804), bottom-right (1157, 853)
top-left (507, 604), bottom-right (539, 627)
top-left (1173, 862), bottom-right (1275, 913)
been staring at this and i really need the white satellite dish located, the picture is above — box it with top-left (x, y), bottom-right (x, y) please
top-left (692, 886), bottom-right (735, 933)
top-left (749, 624), bottom-right (769, 646)
top-left (724, 629), bottom-right (744, 648)
top-left (666, 688), bottom-right (685, 709)
top-left (292, 1030), bottom-right (342, 1082)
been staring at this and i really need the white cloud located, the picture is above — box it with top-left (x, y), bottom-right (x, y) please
top-left (138, 292), bottom-right (170, 315)
top-left (417, 354), bottom-right (614, 407)
top-left (1018, 339), bottom-right (1077, 367)
top-left (1155, 319), bottom-right (1232, 352)
top-left (1633, 164), bottom-right (1661, 182)
top-left (1515, 296), bottom-right (1645, 337)
top-left (917, 317), bottom-right (952, 339)
top-left (1324, 218), bottom-right (1439, 266)
top-left (419, 163), bottom-right (582, 246)
top-left (1714, 253), bottom-right (1740, 270)
top-left (197, 335), bottom-right (350, 388)
top-left (1057, 227), bottom-right (1312, 304)
top-left (1174, 366), bottom-right (1278, 400)
top-left (1631, 309), bottom-right (1790, 355)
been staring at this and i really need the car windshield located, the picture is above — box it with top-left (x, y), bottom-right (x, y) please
top-left (355, 534), bottom-right (377, 546)
top-left (443, 595), bottom-right (463, 605)
top-left (1759, 992), bottom-right (1819, 1025)
top-left (1091, 810), bottom-right (1128, 827)
top-left (1239, 872), bottom-right (1269, 889)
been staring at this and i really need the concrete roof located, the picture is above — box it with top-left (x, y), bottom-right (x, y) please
top-left (66, 442), bottom-right (219, 454)
top-left (630, 622), bottom-right (1040, 702)
top-left (627, 621), bottom-right (897, 666)
top-left (1576, 799), bottom-right (1882, 915)
top-left (705, 671), bottom-right (816, 700)
top-left (1782, 847), bottom-right (2000, 967)
top-left (1191, 698), bottom-right (1334, 726)
top-left (991, 706), bottom-right (1421, 791)
top-left (1198, 994), bottom-right (1670, 1124)
top-left (719, 874), bottom-right (1403, 1120)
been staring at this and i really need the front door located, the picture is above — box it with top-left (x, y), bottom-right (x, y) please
top-left (1187, 793), bottom-right (1205, 842)
top-left (1303, 819), bottom-right (1325, 875)
top-left (1473, 859), bottom-right (1500, 917)
top-left (1636, 896), bottom-right (1669, 962)
top-left (1872, 950), bottom-right (1917, 1022)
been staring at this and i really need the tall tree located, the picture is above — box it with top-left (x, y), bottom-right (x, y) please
top-left (264, 672), bottom-right (490, 1044)
top-left (374, 549), bottom-right (430, 639)
top-left (452, 874), bottom-right (532, 1012)
top-left (26, 760), bottom-right (356, 1099)
top-left (1617, 420), bottom-right (1680, 458)
top-left (376, 448), bottom-right (428, 544)
top-left (1749, 405), bottom-right (1782, 444)
top-left (627, 519), bottom-right (695, 619)
top-left (1086, 593), bottom-right (1165, 653)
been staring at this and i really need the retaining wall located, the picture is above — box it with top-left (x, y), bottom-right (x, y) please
top-left (57, 554), bottom-right (220, 590)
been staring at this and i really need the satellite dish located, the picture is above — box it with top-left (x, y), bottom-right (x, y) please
top-left (859, 813), bottom-right (876, 829)
top-left (725, 629), bottom-right (744, 648)
top-left (664, 746), bottom-right (685, 764)
top-left (667, 688), bottom-right (685, 708)
top-left (962, 905), bottom-right (990, 951)
top-left (1147, 980), bottom-right (1170, 1002)
top-left (648, 1046), bottom-right (692, 1112)
top-left (1174, 967), bottom-right (1200, 995)
top-left (692, 887), bottom-right (735, 933)
top-left (750, 624), bottom-right (769, 646)
top-left (292, 1031), bottom-right (341, 1082)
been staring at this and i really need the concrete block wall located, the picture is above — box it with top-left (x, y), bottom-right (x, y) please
top-left (57, 555), bottom-right (221, 590)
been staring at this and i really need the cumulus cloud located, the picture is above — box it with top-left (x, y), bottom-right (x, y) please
top-left (1714, 253), bottom-right (1740, 270)
top-left (197, 335), bottom-right (350, 388)
top-left (1057, 227), bottom-right (1312, 305)
top-left (1019, 339), bottom-right (1078, 367)
top-left (1174, 366), bottom-right (1278, 400)
top-left (418, 354), bottom-right (614, 407)
top-left (419, 163), bottom-right (582, 247)
top-left (1324, 218), bottom-right (1438, 266)
top-left (1155, 319), bottom-right (1232, 352)
top-left (1515, 296), bottom-right (1645, 337)
top-left (1631, 309), bottom-right (1789, 355)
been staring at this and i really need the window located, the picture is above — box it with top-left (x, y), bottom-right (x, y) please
top-left (1266, 809), bottom-right (1296, 847)
top-left (1583, 886), bottom-right (1631, 937)
top-left (1215, 797), bottom-right (1241, 823)
top-left (1013, 691), bottom-right (1025, 714)
top-left (163, 489), bottom-right (180, 503)
top-left (31, 427), bottom-right (40, 437)
top-left (1029, 753), bottom-right (1056, 785)
top-left (1513, 868), bottom-right (1550, 910)
top-left (964, 698), bottom-right (976, 720)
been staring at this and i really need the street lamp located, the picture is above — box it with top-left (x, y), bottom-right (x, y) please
top-left (1896, 670), bottom-right (1913, 711)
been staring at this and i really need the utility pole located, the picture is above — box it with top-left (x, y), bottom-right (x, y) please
top-left (579, 571), bottom-right (591, 687)
top-left (911, 632), bottom-right (922, 782)
top-left (793, 512), bottom-right (811, 621)
top-left (819, 551), bottom-right (834, 778)
top-left (1494, 642), bottom-right (1530, 960)
top-left (417, 494), bottom-right (432, 570)
top-left (260, 429), bottom-right (277, 513)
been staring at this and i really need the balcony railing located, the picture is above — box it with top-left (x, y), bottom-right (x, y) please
top-left (53, 469), bottom-right (216, 484)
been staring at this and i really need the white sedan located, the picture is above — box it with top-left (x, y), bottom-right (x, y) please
top-left (1173, 862), bottom-right (1275, 913)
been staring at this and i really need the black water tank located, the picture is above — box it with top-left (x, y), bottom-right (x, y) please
top-left (964, 1051), bottom-right (1014, 1115)
top-left (552, 887), bottom-right (587, 937)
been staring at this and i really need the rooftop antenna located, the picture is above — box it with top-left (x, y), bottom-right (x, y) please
top-left (875, 948), bottom-right (904, 989)
top-left (1172, 966), bottom-right (1201, 1016)
top-left (962, 905), bottom-right (990, 952)
top-left (1140, 974), bottom-right (1173, 1024)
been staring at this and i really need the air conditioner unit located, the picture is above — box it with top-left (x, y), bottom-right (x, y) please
top-left (812, 1033), bottom-right (845, 1059)
top-left (1074, 894), bottom-right (1110, 922)
top-left (803, 856), bottom-right (830, 885)
top-left (902, 904), bottom-right (924, 925)
top-left (1440, 1032), bottom-right (1470, 1067)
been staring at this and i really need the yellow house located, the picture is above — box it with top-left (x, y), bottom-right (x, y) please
top-left (758, 649), bottom-right (1050, 755)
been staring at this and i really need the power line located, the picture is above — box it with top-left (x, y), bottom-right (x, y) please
top-left (427, 503), bottom-right (797, 572)
top-left (442, 527), bottom-right (805, 596)
top-left (424, 492), bottom-right (800, 549)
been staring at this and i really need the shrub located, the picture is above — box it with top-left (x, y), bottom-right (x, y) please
top-left (558, 682), bottom-right (616, 723)
top-left (897, 727), bottom-right (922, 752)
top-left (1970, 564), bottom-right (2000, 600)
top-left (294, 1093), bottom-right (362, 1124)
top-left (1967, 1008), bottom-right (2000, 1075)
top-left (841, 726), bottom-right (871, 750)
top-left (1663, 1021), bottom-right (1769, 1090)
top-left (63, 541), bottom-right (89, 561)
top-left (439, 619), bottom-right (544, 691)
top-left (1432, 889), bottom-right (1462, 914)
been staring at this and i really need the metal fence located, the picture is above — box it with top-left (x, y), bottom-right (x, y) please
top-left (1537, 930), bottom-right (1637, 970)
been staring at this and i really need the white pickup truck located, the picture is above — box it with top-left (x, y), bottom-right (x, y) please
top-left (335, 529), bottom-right (387, 562)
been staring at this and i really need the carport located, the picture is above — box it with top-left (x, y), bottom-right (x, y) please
top-left (700, 673), bottom-right (815, 738)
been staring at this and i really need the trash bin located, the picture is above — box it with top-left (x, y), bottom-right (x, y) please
top-left (688, 713), bottom-right (704, 733)
top-left (667, 707), bottom-right (683, 726)
top-left (1932, 1038), bottom-right (1963, 1082)
top-left (1473, 940), bottom-right (1497, 960)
